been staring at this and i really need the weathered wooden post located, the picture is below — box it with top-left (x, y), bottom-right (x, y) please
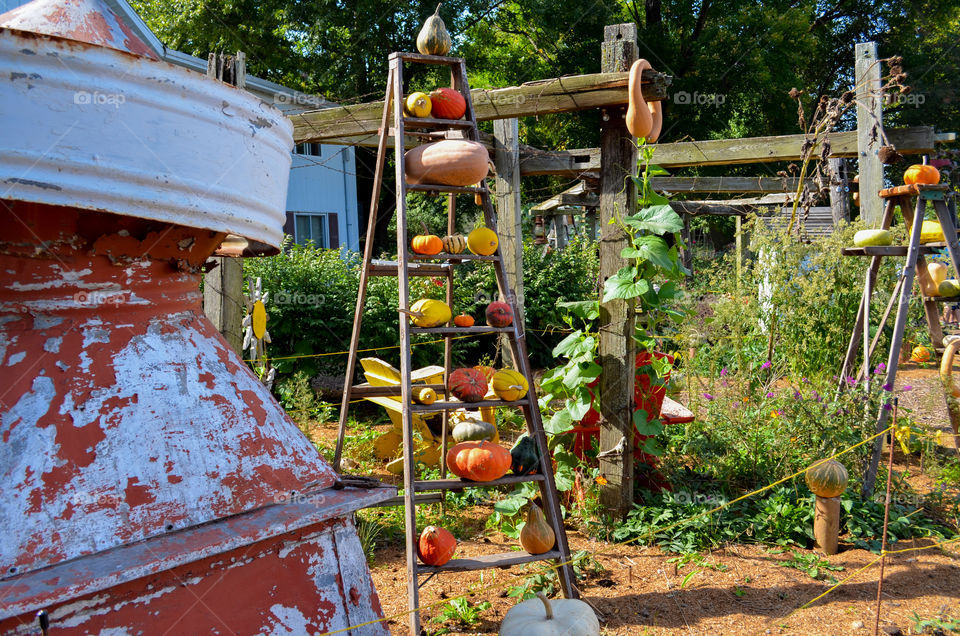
top-left (203, 52), bottom-right (247, 355)
top-left (494, 117), bottom-right (524, 364)
top-left (855, 42), bottom-right (884, 227)
top-left (806, 459), bottom-right (849, 555)
top-left (598, 23), bottom-right (638, 517)
top-left (828, 157), bottom-right (850, 224)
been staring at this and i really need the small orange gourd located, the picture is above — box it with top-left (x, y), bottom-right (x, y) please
top-left (411, 222), bottom-right (443, 255)
top-left (453, 313), bottom-right (474, 327)
top-left (446, 441), bottom-right (512, 481)
top-left (903, 164), bottom-right (940, 186)
top-left (418, 525), bottom-right (456, 566)
top-left (519, 503), bottom-right (556, 554)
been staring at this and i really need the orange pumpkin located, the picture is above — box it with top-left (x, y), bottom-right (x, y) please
top-left (485, 301), bottom-right (514, 327)
top-left (448, 367), bottom-right (488, 402)
top-left (453, 313), bottom-right (474, 327)
top-left (446, 441), bottom-right (512, 481)
top-left (429, 87), bottom-right (466, 120)
top-left (904, 164), bottom-right (940, 186)
top-left (417, 526), bottom-right (456, 566)
top-left (473, 365), bottom-right (496, 382)
top-left (404, 140), bottom-right (489, 187)
top-left (411, 222), bottom-right (443, 255)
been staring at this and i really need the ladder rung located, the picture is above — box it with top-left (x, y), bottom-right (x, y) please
top-left (366, 493), bottom-right (444, 508)
top-left (393, 51), bottom-right (463, 65)
top-left (350, 384), bottom-right (446, 397)
top-left (407, 184), bottom-right (484, 194)
top-left (409, 254), bottom-right (499, 262)
top-left (410, 326), bottom-right (512, 335)
top-left (417, 549), bottom-right (562, 574)
top-left (411, 399), bottom-right (526, 412)
top-left (922, 296), bottom-right (960, 303)
top-left (879, 183), bottom-right (951, 199)
top-left (369, 261), bottom-right (452, 276)
top-left (413, 474), bottom-right (544, 492)
top-left (402, 117), bottom-right (474, 129)
top-left (841, 244), bottom-right (945, 257)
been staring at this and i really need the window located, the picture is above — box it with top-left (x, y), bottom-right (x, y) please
top-left (293, 213), bottom-right (328, 247)
top-left (294, 143), bottom-right (323, 157)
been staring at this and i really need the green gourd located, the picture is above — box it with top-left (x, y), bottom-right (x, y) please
top-left (451, 417), bottom-right (496, 443)
top-left (510, 436), bottom-right (540, 475)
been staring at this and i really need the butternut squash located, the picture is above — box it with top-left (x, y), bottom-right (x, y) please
top-left (626, 59), bottom-right (662, 142)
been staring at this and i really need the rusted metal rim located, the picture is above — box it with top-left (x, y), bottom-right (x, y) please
top-left (0, 26), bottom-right (293, 254)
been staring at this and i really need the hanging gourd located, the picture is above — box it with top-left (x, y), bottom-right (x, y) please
top-left (491, 368), bottom-right (528, 401)
top-left (411, 222), bottom-right (443, 255)
top-left (429, 87), bottom-right (466, 120)
top-left (453, 313), bottom-right (475, 327)
top-left (404, 91), bottom-right (432, 118)
top-left (405, 140), bottom-right (489, 187)
top-left (417, 525), bottom-right (456, 566)
top-left (903, 164), bottom-right (940, 185)
top-left (442, 233), bottom-right (467, 254)
top-left (446, 440), bottom-right (512, 481)
top-left (448, 367), bottom-right (488, 402)
top-left (467, 226), bottom-right (498, 255)
top-left (519, 503), bottom-right (556, 554)
top-left (416, 4), bottom-right (452, 56)
top-left (625, 59), bottom-right (663, 142)
top-left (405, 298), bottom-right (451, 327)
top-left (485, 301), bottom-right (514, 327)
top-left (499, 593), bottom-right (600, 636)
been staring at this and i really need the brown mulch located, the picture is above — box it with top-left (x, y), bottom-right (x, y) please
top-left (309, 366), bottom-right (960, 635)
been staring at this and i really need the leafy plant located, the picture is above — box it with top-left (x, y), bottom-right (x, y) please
top-left (775, 549), bottom-right (843, 580)
top-left (910, 611), bottom-right (960, 634)
top-left (429, 597), bottom-right (491, 626)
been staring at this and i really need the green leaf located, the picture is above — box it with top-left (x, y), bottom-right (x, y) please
top-left (562, 361), bottom-right (603, 390)
top-left (545, 409), bottom-right (574, 435)
top-left (558, 300), bottom-right (600, 322)
top-left (602, 267), bottom-right (648, 302)
top-left (624, 204), bottom-right (683, 235)
top-left (551, 330), bottom-right (583, 357)
top-left (567, 386), bottom-right (594, 420)
top-left (621, 235), bottom-right (674, 270)
top-left (633, 409), bottom-right (664, 436)
top-left (642, 437), bottom-right (664, 456)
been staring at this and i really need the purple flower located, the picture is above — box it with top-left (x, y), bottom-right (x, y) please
top-left (901, 385), bottom-right (913, 392)
top-left (882, 383), bottom-right (893, 392)
top-left (703, 393), bottom-right (714, 401)
top-left (883, 402), bottom-right (892, 411)
top-left (762, 360), bottom-right (772, 370)
top-left (812, 390), bottom-right (822, 403)
top-left (720, 367), bottom-right (729, 377)
top-left (766, 392), bottom-right (775, 398)
top-left (802, 377), bottom-right (810, 384)
top-left (794, 391), bottom-right (802, 400)
top-left (846, 376), bottom-right (857, 387)
top-left (874, 363), bottom-right (886, 375)
top-left (732, 401), bottom-right (740, 410)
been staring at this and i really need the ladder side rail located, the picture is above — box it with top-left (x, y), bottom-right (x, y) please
top-left (389, 54), bottom-right (423, 636)
top-left (334, 67), bottom-right (397, 471)
top-left (934, 196), bottom-right (960, 290)
top-left (862, 195), bottom-right (926, 496)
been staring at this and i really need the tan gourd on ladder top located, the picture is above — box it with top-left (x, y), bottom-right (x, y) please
top-left (332, 50), bottom-right (577, 634)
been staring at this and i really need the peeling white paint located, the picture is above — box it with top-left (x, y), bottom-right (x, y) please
top-left (262, 604), bottom-right (311, 635)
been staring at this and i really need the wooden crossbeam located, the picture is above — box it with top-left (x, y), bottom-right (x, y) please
top-left (651, 176), bottom-right (813, 193)
top-left (517, 126), bottom-right (939, 174)
top-left (291, 69), bottom-right (671, 143)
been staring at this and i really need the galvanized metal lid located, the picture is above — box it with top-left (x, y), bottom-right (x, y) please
top-left (0, 0), bottom-right (293, 254)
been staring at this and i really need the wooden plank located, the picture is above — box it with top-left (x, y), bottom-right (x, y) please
top-left (495, 117), bottom-right (524, 365)
top-left (417, 550), bottom-right (562, 573)
top-left (828, 158), bottom-right (850, 224)
top-left (840, 244), bottom-right (945, 256)
top-left (410, 399), bottom-right (526, 411)
top-left (410, 326), bottom-right (512, 334)
top-left (879, 183), bottom-right (950, 198)
top-left (597, 23), bottom-right (637, 519)
top-left (291, 69), bottom-right (671, 143)
top-left (409, 253), bottom-right (498, 261)
top-left (412, 474), bottom-right (545, 492)
top-left (517, 127), bottom-right (938, 174)
top-left (653, 176), bottom-right (811, 193)
top-left (856, 42), bottom-right (885, 227)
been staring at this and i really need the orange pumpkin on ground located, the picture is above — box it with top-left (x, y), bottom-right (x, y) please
top-left (446, 440), bottom-right (512, 481)
top-left (417, 526), bottom-right (456, 566)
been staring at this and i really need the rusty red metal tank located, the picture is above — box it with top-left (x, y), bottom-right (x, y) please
top-left (0, 1), bottom-right (393, 633)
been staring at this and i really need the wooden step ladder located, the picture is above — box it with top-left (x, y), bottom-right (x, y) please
top-left (838, 183), bottom-right (960, 489)
top-left (333, 51), bottom-right (577, 634)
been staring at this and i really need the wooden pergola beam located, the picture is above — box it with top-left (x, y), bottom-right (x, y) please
top-left (652, 176), bottom-right (813, 193)
top-left (291, 69), bottom-right (671, 143)
top-left (517, 126), bottom-right (940, 175)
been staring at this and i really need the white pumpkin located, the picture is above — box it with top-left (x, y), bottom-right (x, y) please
top-left (499, 593), bottom-right (600, 636)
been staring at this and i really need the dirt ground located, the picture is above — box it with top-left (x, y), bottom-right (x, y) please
top-left (322, 364), bottom-right (960, 635)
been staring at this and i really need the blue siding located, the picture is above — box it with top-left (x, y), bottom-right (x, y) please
top-left (287, 146), bottom-right (359, 252)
